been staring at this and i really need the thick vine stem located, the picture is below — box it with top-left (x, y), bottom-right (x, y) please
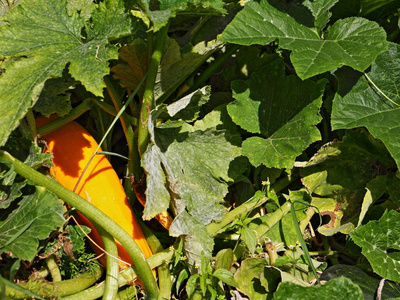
top-left (45, 255), bottom-right (62, 282)
top-left (97, 226), bottom-right (119, 300)
top-left (4, 263), bottom-right (103, 299)
top-left (138, 218), bottom-right (172, 300)
top-left (206, 174), bottom-right (297, 236)
top-left (138, 24), bottom-right (169, 156)
top-left (0, 151), bottom-right (159, 300)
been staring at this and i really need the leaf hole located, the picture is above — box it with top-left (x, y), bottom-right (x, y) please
top-left (386, 248), bottom-right (400, 254)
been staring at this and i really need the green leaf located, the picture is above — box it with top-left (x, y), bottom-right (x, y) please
top-left (321, 264), bottom-right (400, 300)
top-left (0, 187), bottom-right (65, 261)
top-left (142, 95), bottom-right (241, 265)
top-left (351, 210), bottom-right (400, 282)
top-left (212, 269), bottom-right (237, 287)
top-left (0, 0), bottom-right (131, 146)
top-left (0, 181), bottom-right (25, 210)
top-left (66, 0), bottom-right (94, 20)
top-left (331, 42), bottom-right (400, 168)
top-left (228, 58), bottom-right (325, 168)
top-left (214, 248), bottom-right (234, 271)
top-left (303, 0), bottom-right (338, 33)
top-left (274, 277), bottom-right (363, 300)
top-left (241, 226), bottom-right (257, 254)
top-left (220, 0), bottom-right (387, 79)
top-left (234, 258), bottom-right (269, 300)
top-left (111, 38), bottom-right (148, 97)
top-left (33, 69), bottom-right (75, 117)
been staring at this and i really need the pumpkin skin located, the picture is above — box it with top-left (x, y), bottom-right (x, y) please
top-left (36, 115), bottom-right (153, 269)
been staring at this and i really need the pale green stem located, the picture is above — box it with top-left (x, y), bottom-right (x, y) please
top-left (46, 255), bottom-right (62, 282)
top-left (97, 226), bottom-right (119, 300)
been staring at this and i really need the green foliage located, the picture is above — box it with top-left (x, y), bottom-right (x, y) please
top-left (220, 0), bottom-right (388, 79)
top-left (0, 0), bottom-right (131, 146)
top-left (0, 0), bottom-right (400, 298)
top-left (351, 210), bottom-right (400, 282)
top-left (274, 277), bottom-right (364, 300)
top-left (0, 187), bottom-right (65, 261)
top-left (47, 225), bottom-right (99, 279)
top-left (332, 42), bottom-right (400, 167)
top-left (228, 57), bottom-right (326, 168)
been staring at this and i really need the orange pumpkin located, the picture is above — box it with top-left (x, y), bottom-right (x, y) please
top-left (36, 115), bottom-right (153, 269)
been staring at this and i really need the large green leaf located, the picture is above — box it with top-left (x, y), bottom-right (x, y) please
top-left (274, 277), bottom-right (363, 300)
top-left (331, 43), bottom-right (400, 168)
top-left (351, 210), bottom-right (400, 282)
top-left (0, 187), bottom-right (65, 261)
top-left (227, 58), bottom-right (325, 169)
top-left (142, 89), bottom-right (241, 265)
top-left (0, 0), bottom-right (131, 146)
top-left (220, 0), bottom-right (387, 79)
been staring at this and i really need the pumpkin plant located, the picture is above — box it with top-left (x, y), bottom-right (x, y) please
top-left (1, 0), bottom-right (400, 299)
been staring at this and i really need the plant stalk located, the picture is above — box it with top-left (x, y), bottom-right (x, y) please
top-left (97, 226), bottom-right (119, 300)
top-left (137, 24), bottom-right (169, 156)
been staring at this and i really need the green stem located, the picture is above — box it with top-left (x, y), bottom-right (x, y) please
top-left (138, 24), bottom-right (169, 156)
top-left (4, 264), bottom-right (104, 299)
top-left (60, 249), bottom-right (174, 300)
top-left (254, 201), bottom-right (292, 238)
top-left (299, 206), bottom-right (316, 234)
top-left (290, 201), bottom-right (320, 284)
top-left (37, 99), bottom-right (94, 135)
top-left (138, 219), bottom-right (172, 300)
top-left (189, 44), bottom-right (241, 93)
top-left (207, 191), bottom-right (268, 236)
top-left (0, 151), bottom-right (159, 299)
top-left (92, 99), bottom-right (137, 126)
top-left (97, 226), bottom-right (119, 300)
top-left (46, 255), bottom-right (62, 282)
top-left (206, 174), bottom-right (297, 236)
top-left (105, 76), bottom-right (142, 179)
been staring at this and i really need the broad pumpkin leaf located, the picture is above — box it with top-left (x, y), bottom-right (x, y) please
top-left (220, 0), bottom-right (387, 79)
top-left (227, 57), bottom-right (325, 169)
top-left (142, 90), bottom-right (241, 265)
top-left (0, 187), bottom-right (65, 261)
top-left (332, 42), bottom-right (400, 168)
top-left (0, 0), bottom-right (131, 146)
top-left (274, 277), bottom-right (363, 300)
top-left (351, 210), bottom-right (400, 282)
top-left (33, 70), bottom-right (76, 117)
